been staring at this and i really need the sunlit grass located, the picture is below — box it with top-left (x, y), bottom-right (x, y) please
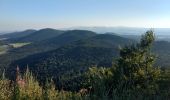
top-left (0, 43), bottom-right (30, 55)
top-left (10, 42), bottom-right (30, 48)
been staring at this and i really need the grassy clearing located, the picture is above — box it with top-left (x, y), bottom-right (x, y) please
top-left (0, 43), bottom-right (30, 55)
top-left (0, 45), bottom-right (8, 54)
top-left (10, 42), bottom-right (30, 48)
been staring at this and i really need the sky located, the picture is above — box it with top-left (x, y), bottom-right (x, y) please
top-left (0, 0), bottom-right (170, 32)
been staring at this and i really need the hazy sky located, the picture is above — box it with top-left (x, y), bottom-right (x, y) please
top-left (0, 0), bottom-right (170, 32)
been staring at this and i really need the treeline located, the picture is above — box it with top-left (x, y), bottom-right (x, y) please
top-left (0, 30), bottom-right (170, 100)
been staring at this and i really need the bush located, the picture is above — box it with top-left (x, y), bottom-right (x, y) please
top-left (84, 67), bottom-right (114, 98)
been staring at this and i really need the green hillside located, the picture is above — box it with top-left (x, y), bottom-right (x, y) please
top-left (8, 33), bottom-right (133, 90)
top-left (0, 29), bottom-right (36, 40)
top-left (0, 30), bottom-right (100, 71)
top-left (10, 28), bottom-right (64, 42)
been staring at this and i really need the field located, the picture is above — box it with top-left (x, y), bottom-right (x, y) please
top-left (0, 43), bottom-right (30, 55)
top-left (9, 43), bottom-right (30, 48)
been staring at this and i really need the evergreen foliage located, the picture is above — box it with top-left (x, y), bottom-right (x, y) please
top-left (116, 30), bottom-right (160, 90)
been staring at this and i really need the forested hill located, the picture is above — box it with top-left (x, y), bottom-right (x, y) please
top-left (0, 29), bottom-right (170, 90)
top-left (7, 32), bottom-right (133, 89)
top-left (0, 29), bottom-right (36, 40)
top-left (8, 28), bottom-right (64, 42)
top-left (0, 30), bottom-right (98, 69)
top-left (153, 41), bottom-right (170, 67)
top-left (0, 29), bottom-right (134, 85)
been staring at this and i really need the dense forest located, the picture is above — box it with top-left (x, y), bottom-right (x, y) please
top-left (0, 29), bottom-right (170, 99)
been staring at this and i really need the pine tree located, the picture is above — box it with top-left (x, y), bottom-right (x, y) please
top-left (116, 30), bottom-right (160, 90)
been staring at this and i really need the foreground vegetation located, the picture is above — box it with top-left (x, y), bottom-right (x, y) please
top-left (0, 68), bottom-right (170, 100)
top-left (0, 30), bottom-right (170, 100)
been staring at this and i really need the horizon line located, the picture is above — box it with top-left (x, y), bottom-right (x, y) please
top-left (2, 26), bottom-right (170, 33)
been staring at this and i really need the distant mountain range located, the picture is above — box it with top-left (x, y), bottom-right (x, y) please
top-left (68, 27), bottom-right (170, 41)
top-left (2, 27), bottom-right (170, 41)
top-left (65, 26), bottom-right (170, 35)
top-left (0, 29), bottom-right (36, 40)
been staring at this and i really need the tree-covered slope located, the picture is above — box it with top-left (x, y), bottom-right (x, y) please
top-left (0, 30), bottom-right (98, 70)
top-left (11, 32), bottom-right (133, 71)
top-left (8, 33), bottom-right (133, 90)
top-left (7, 30), bottom-right (97, 56)
top-left (0, 29), bottom-right (36, 40)
top-left (153, 41), bottom-right (170, 67)
top-left (10, 28), bottom-right (64, 42)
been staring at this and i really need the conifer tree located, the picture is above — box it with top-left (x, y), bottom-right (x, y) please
top-left (116, 30), bottom-right (160, 90)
